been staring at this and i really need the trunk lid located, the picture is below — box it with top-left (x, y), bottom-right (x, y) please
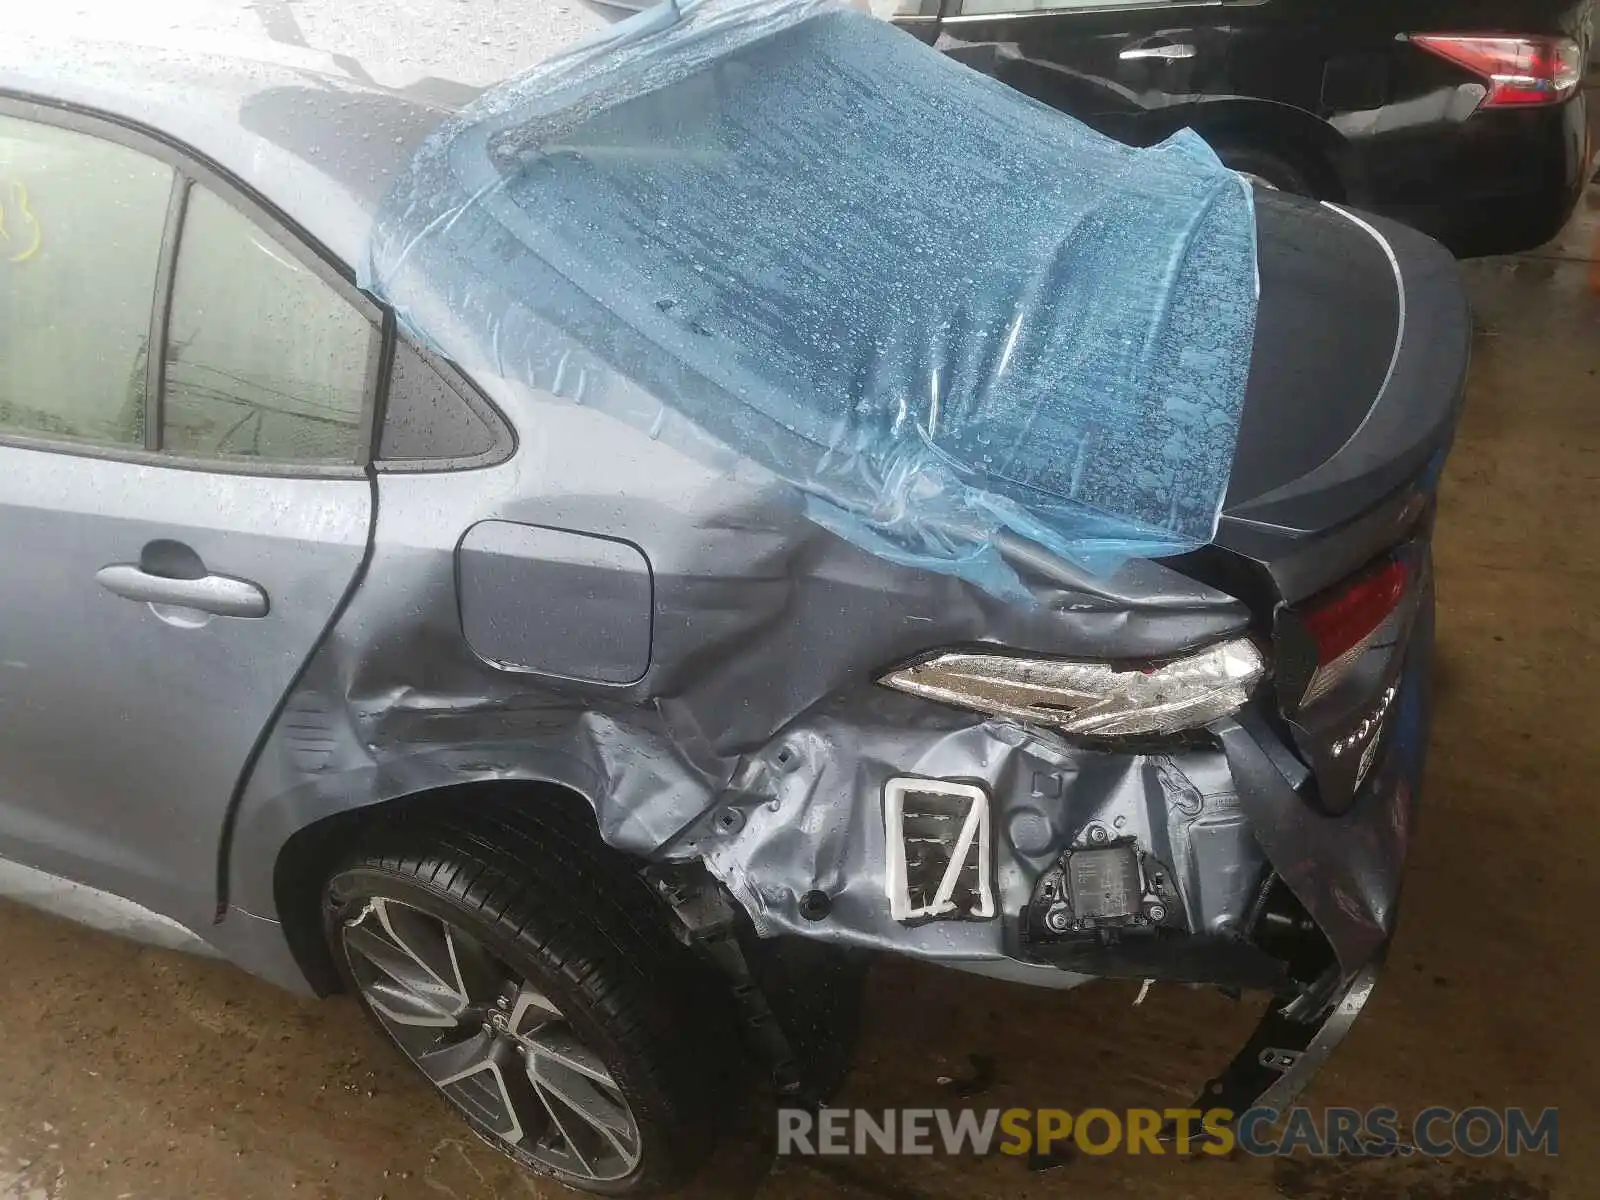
top-left (1204, 190), bottom-right (1471, 606)
top-left (1183, 190), bottom-right (1470, 812)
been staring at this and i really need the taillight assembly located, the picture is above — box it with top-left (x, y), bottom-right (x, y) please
top-left (1411, 34), bottom-right (1585, 108)
top-left (1299, 558), bottom-right (1409, 707)
top-left (878, 639), bottom-right (1267, 739)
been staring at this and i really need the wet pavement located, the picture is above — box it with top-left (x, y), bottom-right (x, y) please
top-left (2, 51), bottom-right (1599, 1200)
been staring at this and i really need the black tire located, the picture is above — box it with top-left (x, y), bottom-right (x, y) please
top-left (321, 797), bottom-right (727, 1196)
top-left (1211, 143), bottom-right (1318, 197)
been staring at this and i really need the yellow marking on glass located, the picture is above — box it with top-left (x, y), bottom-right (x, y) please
top-left (2, 180), bottom-right (44, 263)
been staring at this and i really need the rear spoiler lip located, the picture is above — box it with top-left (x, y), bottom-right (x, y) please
top-left (1210, 483), bottom-right (1437, 608)
top-left (1226, 204), bottom-right (1469, 523)
top-left (1204, 206), bottom-right (1469, 606)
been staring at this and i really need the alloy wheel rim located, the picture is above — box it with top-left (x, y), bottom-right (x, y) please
top-left (341, 896), bottom-right (642, 1183)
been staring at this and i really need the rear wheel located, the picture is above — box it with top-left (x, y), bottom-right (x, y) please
top-left (322, 802), bottom-right (724, 1195)
top-left (1212, 143), bottom-right (1318, 197)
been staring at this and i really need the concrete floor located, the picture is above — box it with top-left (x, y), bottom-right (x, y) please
top-left (2, 188), bottom-right (1598, 1200)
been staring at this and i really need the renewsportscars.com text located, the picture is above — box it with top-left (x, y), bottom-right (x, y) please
top-left (777, 1106), bottom-right (1559, 1158)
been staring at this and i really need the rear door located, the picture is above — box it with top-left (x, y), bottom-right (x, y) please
top-left (936, 0), bottom-right (1235, 143)
top-left (0, 102), bottom-right (376, 926)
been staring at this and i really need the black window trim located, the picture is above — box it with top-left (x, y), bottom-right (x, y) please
top-left (145, 173), bottom-right (190, 454)
top-left (0, 91), bottom-right (389, 480)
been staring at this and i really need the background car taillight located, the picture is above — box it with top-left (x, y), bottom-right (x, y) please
top-left (1299, 558), bottom-right (1409, 707)
top-left (1411, 34), bottom-right (1585, 108)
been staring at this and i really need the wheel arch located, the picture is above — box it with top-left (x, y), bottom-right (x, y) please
top-left (1155, 98), bottom-right (1356, 201)
top-left (268, 777), bottom-right (625, 996)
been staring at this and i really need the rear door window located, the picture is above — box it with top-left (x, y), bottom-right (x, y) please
top-left (0, 116), bottom-right (172, 447)
top-left (162, 185), bottom-right (378, 464)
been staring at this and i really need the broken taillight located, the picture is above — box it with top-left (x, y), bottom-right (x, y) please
top-left (1299, 558), bottom-right (1408, 707)
top-left (1411, 34), bottom-right (1585, 108)
top-left (878, 640), bottom-right (1267, 738)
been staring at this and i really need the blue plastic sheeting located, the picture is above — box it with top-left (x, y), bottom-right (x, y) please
top-left (364, 0), bottom-right (1259, 601)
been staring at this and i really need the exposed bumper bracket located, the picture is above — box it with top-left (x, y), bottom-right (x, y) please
top-left (646, 865), bottom-right (809, 1101)
top-left (1187, 961), bottom-right (1383, 1122)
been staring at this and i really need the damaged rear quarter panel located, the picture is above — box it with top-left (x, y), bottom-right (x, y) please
top-left (226, 375), bottom-right (1255, 975)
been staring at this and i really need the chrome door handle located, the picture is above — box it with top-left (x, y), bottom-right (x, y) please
top-left (1120, 44), bottom-right (1197, 61)
top-left (96, 564), bottom-right (270, 618)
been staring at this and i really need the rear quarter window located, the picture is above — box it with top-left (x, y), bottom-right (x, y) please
top-left (377, 340), bottom-right (511, 469)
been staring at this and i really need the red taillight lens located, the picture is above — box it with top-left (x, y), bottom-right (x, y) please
top-left (1412, 34), bottom-right (1584, 108)
top-left (1299, 559), bottom-right (1408, 706)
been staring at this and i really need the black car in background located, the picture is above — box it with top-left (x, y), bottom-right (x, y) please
top-left (586, 0), bottom-right (1596, 257)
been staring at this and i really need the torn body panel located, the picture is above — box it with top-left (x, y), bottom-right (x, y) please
top-left (227, 387), bottom-right (1256, 951)
top-left (695, 702), bottom-right (1267, 969)
top-left (226, 380), bottom-right (1426, 1005)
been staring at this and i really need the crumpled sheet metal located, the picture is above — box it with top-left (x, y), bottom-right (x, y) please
top-left (693, 700), bottom-right (1266, 965)
top-left (224, 420), bottom-right (1260, 987)
top-left (362, 0), bottom-right (1260, 601)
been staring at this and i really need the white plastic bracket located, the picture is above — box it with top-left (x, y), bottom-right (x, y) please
top-left (883, 777), bottom-right (995, 923)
